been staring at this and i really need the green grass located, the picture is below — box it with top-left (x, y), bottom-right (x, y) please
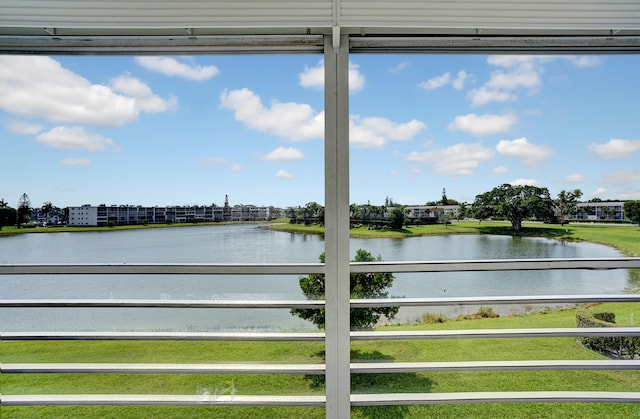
top-left (270, 220), bottom-right (640, 256)
top-left (0, 219), bottom-right (290, 236)
top-left (3, 303), bottom-right (640, 418)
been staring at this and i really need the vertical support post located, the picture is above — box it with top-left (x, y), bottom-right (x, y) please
top-left (324, 33), bottom-right (350, 419)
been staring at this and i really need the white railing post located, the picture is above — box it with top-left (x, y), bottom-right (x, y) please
top-left (324, 32), bottom-right (351, 418)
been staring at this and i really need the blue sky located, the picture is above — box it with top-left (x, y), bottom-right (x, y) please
top-left (1, 53), bottom-right (639, 209)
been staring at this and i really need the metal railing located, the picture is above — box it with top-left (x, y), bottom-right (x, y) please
top-left (2, 257), bottom-right (640, 411)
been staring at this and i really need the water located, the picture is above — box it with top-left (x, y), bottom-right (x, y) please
top-left (0, 224), bottom-right (631, 331)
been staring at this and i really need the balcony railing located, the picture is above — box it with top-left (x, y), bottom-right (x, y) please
top-left (2, 257), bottom-right (640, 411)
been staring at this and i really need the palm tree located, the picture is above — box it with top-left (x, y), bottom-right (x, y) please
top-left (41, 201), bottom-right (54, 223)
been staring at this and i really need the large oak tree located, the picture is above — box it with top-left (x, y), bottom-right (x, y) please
top-left (472, 184), bottom-right (554, 231)
top-left (624, 200), bottom-right (640, 225)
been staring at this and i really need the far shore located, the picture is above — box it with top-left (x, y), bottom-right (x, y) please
top-left (1, 218), bottom-right (638, 257)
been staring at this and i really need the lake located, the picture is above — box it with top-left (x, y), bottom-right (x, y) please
top-left (0, 224), bottom-right (631, 331)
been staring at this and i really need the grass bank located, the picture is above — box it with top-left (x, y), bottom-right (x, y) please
top-left (269, 220), bottom-right (640, 256)
top-left (0, 219), bottom-right (289, 236)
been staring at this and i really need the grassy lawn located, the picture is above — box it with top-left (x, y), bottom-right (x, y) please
top-left (270, 220), bottom-right (640, 256)
top-left (3, 303), bottom-right (640, 418)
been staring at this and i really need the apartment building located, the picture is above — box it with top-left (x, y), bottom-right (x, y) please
top-left (68, 204), bottom-right (277, 227)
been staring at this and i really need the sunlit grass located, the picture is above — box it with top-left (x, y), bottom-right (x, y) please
top-left (3, 303), bottom-right (640, 418)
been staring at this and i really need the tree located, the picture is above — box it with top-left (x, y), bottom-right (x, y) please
top-left (291, 249), bottom-right (398, 331)
top-left (457, 202), bottom-right (469, 220)
top-left (389, 206), bottom-right (405, 229)
top-left (441, 188), bottom-right (448, 205)
top-left (472, 184), bottom-right (554, 231)
top-left (0, 200), bottom-right (17, 230)
top-left (16, 193), bottom-right (31, 226)
top-left (624, 200), bottom-right (640, 225)
top-left (41, 201), bottom-right (54, 223)
top-left (554, 189), bottom-right (582, 225)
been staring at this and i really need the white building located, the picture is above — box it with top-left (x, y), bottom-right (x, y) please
top-left (67, 205), bottom-right (98, 226)
top-left (574, 202), bottom-right (627, 221)
top-left (68, 204), bottom-right (274, 226)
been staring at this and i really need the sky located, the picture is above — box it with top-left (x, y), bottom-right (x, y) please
top-left (1, 53), bottom-right (639, 210)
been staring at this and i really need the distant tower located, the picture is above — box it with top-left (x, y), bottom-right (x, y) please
top-left (441, 188), bottom-right (448, 205)
top-left (224, 194), bottom-right (229, 208)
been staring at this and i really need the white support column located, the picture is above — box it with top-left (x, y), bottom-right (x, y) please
top-left (323, 33), bottom-right (351, 419)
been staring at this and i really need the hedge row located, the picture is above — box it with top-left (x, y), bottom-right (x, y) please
top-left (576, 309), bottom-right (639, 359)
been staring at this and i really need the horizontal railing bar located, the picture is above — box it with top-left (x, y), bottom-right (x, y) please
top-left (349, 36), bottom-right (640, 55)
top-left (2, 363), bottom-right (325, 375)
top-left (350, 391), bottom-right (640, 406)
top-left (0, 299), bottom-right (325, 309)
top-left (353, 294), bottom-right (640, 307)
top-left (0, 394), bottom-right (326, 407)
top-left (351, 360), bottom-right (640, 374)
top-left (352, 327), bottom-right (640, 341)
top-left (0, 35), bottom-right (326, 56)
top-left (351, 257), bottom-right (640, 273)
top-left (1, 331), bottom-right (324, 342)
top-left (5, 328), bottom-right (639, 342)
top-left (3, 294), bottom-right (638, 309)
top-left (0, 263), bottom-right (324, 275)
top-left (1, 257), bottom-right (638, 276)
top-left (4, 391), bottom-right (640, 407)
top-left (5, 359), bottom-right (638, 375)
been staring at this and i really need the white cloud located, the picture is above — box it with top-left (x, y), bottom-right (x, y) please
top-left (62, 157), bottom-right (91, 166)
top-left (36, 126), bottom-right (120, 152)
top-left (298, 60), bottom-right (365, 92)
top-left (419, 72), bottom-right (451, 90)
top-left (262, 146), bottom-right (304, 162)
top-left (496, 137), bottom-right (553, 166)
top-left (493, 166), bottom-right (509, 174)
top-left (276, 169), bottom-right (294, 179)
top-left (349, 122), bottom-right (386, 148)
top-left (603, 169), bottom-right (640, 185)
top-left (406, 143), bottom-right (495, 176)
top-left (349, 62), bottom-right (366, 92)
top-left (230, 164), bottom-right (243, 172)
top-left (350, 116), bottom-right (426, 149)
top-left (588, 138), bottom-right (640, 159)
top-left (619, 190), bottom-right (640, 200)
top-left (510, 178), bottom-right (541, 187)
top-left (135, 57), bottom-right (219, 81)
top-left (452, 70), bottom-right (469, 90)
top-left (561, 174), bottom-right (586, 183)
top-left (467, 55), bottom-right (550, 106)
top-left (567, 56), bottom-right (602, 68)
top-left (298, 61), bottom-right (324, 89)
top-left (449, 113), bottom-right (517, 136)
top-left (467, 87), bottom-right (516, 106)
top-left (220, 88), bottom-right (426, 148)
top-left (420, 70), bottom-right (468, 90)
top-left (220, 88), bottom-right (324, 142)
top-left (5, 119), bottom-right (42, 135)
top-left (592, 187), bottom-right (609, 198)
top-left (0, 56), bottom-right (174, 127)
top-left (111, 75), bottom-right (177, 113)
top-left (358, 117), bottom-right (426, 142)
top-left (390, 61), bottom-right (409, 74)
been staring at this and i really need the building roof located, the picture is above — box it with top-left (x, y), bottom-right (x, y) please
top-left (1, 1), bottom-right (640, 54)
